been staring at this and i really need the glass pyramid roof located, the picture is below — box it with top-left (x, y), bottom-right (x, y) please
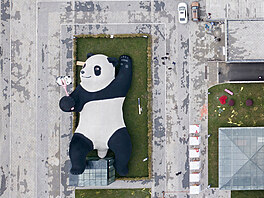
top-left (219, 127), bottom-right (264, 190)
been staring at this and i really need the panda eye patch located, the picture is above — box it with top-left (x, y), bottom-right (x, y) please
top-left (94, 65), bottom-right (101, 76)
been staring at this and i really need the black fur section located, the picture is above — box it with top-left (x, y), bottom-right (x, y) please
top-left (59, 96), bottom-right (75, 112)
top-left (107, 57), bottom-right (118, 67)
top-left (108, 127), bottom-right (132, 176)
top-left (69, 133), bottom-right (94, 175)
top-left (59, 55), bottom-right (132, 112)
top-left (87, 53), bottom-right (94, 59)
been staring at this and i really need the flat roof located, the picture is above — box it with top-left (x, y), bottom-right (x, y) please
top-left (69, 157), bottom-right (115, 187)
top-left (226, 20), bottom-right (264, 62)
top-left (219, 127), bottom-right (264, 190)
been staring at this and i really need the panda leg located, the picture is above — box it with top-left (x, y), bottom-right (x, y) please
top-left (108, 127), bottom-right (132, 176)
top-left (69, 133), bottom-right (94, 175)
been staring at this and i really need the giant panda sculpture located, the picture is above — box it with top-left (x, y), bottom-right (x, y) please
top-left (59, 54), bottom-right (132, 176)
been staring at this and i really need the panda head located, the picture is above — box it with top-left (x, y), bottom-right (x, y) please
top-left (80, 54), bottom-right (118, 92)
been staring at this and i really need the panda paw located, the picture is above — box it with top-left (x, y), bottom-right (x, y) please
top-left (120, 55), bottom-right (131, 62)
top-left (59, 96), bottom-right (75, 112)
top-left (119, 55), bottom-right (132, 68)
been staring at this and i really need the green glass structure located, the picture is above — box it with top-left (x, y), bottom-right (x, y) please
top-left (70, 157), bottom-right (115, 186)
top-left (219, 127), bottom-right (264, 190)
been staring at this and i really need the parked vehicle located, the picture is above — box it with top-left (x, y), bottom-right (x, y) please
top-left (178, 2), bottom-right (188, 24)
top-left (191, 2), bottom-right (200, 21)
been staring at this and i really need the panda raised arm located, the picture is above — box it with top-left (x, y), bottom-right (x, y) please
top-left (59, 54), bottom-right (132, 113)
top-left (107, 55), bottom-right (132, 97)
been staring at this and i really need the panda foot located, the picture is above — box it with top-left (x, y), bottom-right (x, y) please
top-left (119, 55), bottom-right (132, 69)
top-left (70, 167), bottom-right (85, 175)
top-left (120, 55), bottom-right (131, 62)
top-left (115, 164), bottom-right (129, 176)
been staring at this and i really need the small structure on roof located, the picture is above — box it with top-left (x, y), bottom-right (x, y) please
top-left (189, 124), bottom-right (202, 195)
top-left (190, 137), bottom-right (201, 146)
top-left (189, 149), bottom-right (200, 158)
top-left (190, 185), bottom-right (201, 195)
top-left (189, 124), bottom-right (201, 134)
top-left (190, 161), bottom-right (201, 170)
top-left (190, 173), bottom-right (201, 182)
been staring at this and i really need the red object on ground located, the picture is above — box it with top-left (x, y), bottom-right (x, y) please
top-left (219, 95), bottom-right (227, 104)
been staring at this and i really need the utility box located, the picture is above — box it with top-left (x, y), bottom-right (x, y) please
top-left (69, 157), bottom-right (115, 186)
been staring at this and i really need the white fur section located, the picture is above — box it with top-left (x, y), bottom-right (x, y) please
top-left (80, 54), bottom-right (115, 92)
top-left (75, 97), bottom-right (125, 158)
top-left (98, 150), bottom-right (108, 158)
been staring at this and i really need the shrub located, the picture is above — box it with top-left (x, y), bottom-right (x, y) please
top-left (228, 99), bottom-right (235, 106)
top-left (246, 99), bottom-right (253, 106)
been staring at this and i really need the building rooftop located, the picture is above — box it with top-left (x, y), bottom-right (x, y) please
top-left (219, 127), bottom-right (264, 190)
top-left (69, 157), bottom-right (115, 187)
top-left (226, 20), bottom-right (264, 62)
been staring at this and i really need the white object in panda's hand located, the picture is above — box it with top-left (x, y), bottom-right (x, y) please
top-left (56, 76), bottom-right (72, 99)
top-left (57, 76), bottom-right (74, 110)
top-left (56, 76), bottom-right (72, 86)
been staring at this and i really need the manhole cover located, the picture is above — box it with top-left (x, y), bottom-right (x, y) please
top-left (213, 27), bottom-right (221, 37)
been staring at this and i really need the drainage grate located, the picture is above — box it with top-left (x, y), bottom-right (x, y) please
top-left (205, 66), bottom-right (208, 79)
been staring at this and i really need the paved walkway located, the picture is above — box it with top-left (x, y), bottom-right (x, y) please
top-left (206, 0), bottom-right (264, 20)
top-left (2, 0), bottom-right (261, 197)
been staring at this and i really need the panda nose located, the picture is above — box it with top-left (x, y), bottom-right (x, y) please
top-left (81, 70), bottom-right (85, 74)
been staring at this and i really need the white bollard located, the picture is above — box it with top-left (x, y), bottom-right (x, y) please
top-left (138, 98), bottom-right (142, 115)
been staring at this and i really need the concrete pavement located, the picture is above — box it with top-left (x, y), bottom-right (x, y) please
top-left (1, 0), bottom-right (261, 197)
top-left (206, 0), bottom-right (264, 20)
top-left (0, 0), bottom-right (10, 197)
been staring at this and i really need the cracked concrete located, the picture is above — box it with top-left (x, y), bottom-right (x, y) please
top-left (226, 20), bottom-right (264, 62)
top-left (206, 0), bottom-right (264, 20)
top-left (1, 0), bottom-right (260, 197)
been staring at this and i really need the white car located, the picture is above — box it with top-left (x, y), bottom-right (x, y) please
top-left (178, 2), bottom-right (188, 24)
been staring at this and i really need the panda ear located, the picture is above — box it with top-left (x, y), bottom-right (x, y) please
top-left (87, 53), bottom-right (94, 59)
top-left (107, 57), bottom-right (118, 67)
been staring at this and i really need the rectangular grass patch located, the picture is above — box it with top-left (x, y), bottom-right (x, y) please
top-left (75, 188), bottom-right (151, 198)
top-left (231, 190), bottom-right (264, 198)
top-left (72, 34), bottom-right (152, 179)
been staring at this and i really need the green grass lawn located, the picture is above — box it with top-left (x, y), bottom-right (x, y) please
top-left (231, 190), bottom-right (264, 198)
top-left (73, 36), bottom-right (151, 178)
top-left (208, 83), bottom-right (264, 197)
top-left (75, 188), bottom-right (151, 198)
